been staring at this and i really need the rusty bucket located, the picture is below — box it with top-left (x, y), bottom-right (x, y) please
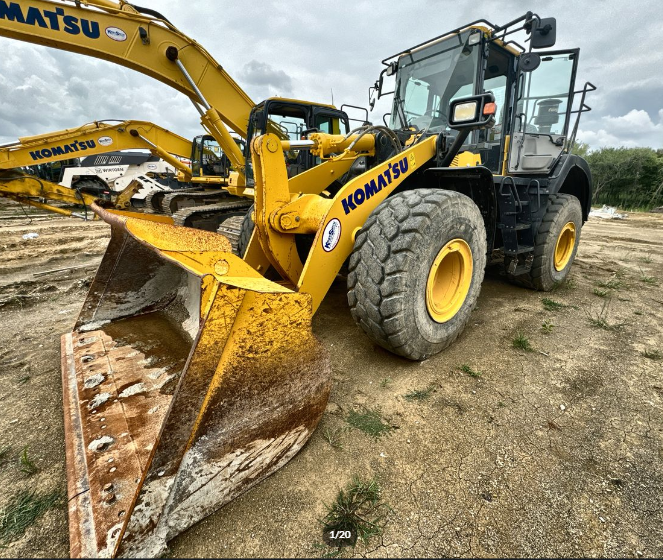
top-left (61, 205), bottom-right (330, 557)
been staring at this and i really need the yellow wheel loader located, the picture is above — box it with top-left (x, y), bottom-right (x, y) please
top-left (4, 4), bottom-right (596, 557)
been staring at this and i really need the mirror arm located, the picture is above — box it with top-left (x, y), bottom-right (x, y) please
top-left (438, 130), bottom-right (471, 167)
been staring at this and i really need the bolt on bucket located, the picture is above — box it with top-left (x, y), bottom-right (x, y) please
top-left (61, 205), bottom-right (331, 557)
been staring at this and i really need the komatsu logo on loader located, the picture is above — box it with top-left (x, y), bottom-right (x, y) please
top-left (0, 1), bottom-right (101, 38)
top-left (29, 139), bottom-right (97, 161)
top-left (341, 155), bottom-right (411, 215)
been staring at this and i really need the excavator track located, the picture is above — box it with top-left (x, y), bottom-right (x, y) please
top-left (172, 198), bottom-right (252, 231)
top-left (144, 186), bottom-right (201, 213)
top-left (216, 215), bottom-right (245, 254)
top-left (162, 190), bottom-right (236, 215)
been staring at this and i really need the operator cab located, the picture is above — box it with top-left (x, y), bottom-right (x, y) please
top-left (376, 17), bottom-right (582, 176)
top-left (191, 135), bottom-right (245, 178)
top-left (245, 98), bottom-right (350, 182)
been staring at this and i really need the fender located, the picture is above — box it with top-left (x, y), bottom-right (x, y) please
top-left (424, 165), bottom-right (498, 252)
top-left (548, 154), bottom-right (593, 220)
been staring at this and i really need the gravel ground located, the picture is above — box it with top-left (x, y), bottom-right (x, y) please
top-left (0, 202), bottom-right (661, 558)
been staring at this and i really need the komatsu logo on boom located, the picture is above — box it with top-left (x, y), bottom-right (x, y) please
top-left (0, 1), bottom-right (101, 38)
top-left (341, 155), bottom-right (410, 215)
top-left (29, 140), bottom-right (97, 161)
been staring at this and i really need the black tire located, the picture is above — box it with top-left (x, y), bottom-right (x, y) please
top-left (72, 178), bottom-right (109, 200)
top-left (237, 204), bottom-right (255, 258)
top-left (347, 189), bottom-right (487, 361)
top-left (506, 193), bottom-right (582, 291)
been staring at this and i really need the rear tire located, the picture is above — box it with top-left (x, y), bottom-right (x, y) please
top-left (347, 189), bottom-right (487, 361)
top-left (506, 193), bottom-right (582, 291)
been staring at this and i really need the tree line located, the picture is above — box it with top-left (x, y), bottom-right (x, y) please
top-left (573, 144), bottom-right (663, 210)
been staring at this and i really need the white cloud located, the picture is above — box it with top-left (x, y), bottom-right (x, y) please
top-left (578, 109), bottom-right (663, 150)
top-left (0, 0), bottom-right (661, 153)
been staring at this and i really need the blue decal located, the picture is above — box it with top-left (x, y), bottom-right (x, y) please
top-left (29, 139), bottom-right (97, 161)
top-left (1, 1), bottom-right (100, 39)
top-left (340, 156), bottom-right (410, 215)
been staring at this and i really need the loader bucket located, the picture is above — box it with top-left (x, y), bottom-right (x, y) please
top-left (61, 205), bottom-right (331, 558)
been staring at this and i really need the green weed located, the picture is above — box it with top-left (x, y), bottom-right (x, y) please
top-left (322, 427), bottom-right (347, 450)
top-left (597, 278), bottom-right (625, 290)
top-left (19, 447), bottom-right (38, 476)
top-left (346, 408), bottom-right (392, 439)
top-left (541, 321), bottom-right (555, 334)
top-left (404, 386), bottom-right (435, 401)
top-left (320, 476), bottom-right (390, 548)
top-left (542, 298), bottom-right (565, 311)
top-left (512, 331), bottom-right (533, 352)
top-left (639, 268), bottom-right (658, 285)
top-left (586, 300), bottom-right (624, 331)
top-left (0, 490), bottom-right (62, 544)
top-left (459, 364), bottom-right (482, 378)
top-left (593, 287), bottom-right (609, 298)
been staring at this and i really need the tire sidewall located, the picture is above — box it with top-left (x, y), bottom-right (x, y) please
top-left (538, 197), bottom-right (582, 289)
top-left (410, 205), bottom-right (486, 354)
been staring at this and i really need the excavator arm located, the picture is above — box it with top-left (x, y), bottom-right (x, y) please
top-left (0, 119), bottom-right (222, 217)
top-left (0, 120), bottom-right (194, 178)
top-left (0, 0), bottom-right (252, 177)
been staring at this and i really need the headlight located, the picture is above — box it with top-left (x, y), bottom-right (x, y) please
top-left (453, 101), bottom-right (478, 123)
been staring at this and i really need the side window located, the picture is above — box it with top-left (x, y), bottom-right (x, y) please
top-left (484, 75), bottom-right (507, 127)
top-left (516, 53), bottom-right (575, 136)
top-left (314, 114), bottom-right (350, 135)
top-left (403, 77), bottom-right (431, 120)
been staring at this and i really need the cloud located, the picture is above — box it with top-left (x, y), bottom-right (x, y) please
top-left (0, 0), bottom-right (661, 153)
top-left (577, 109), bottom-right (663, 150)
top-left (237, 60), bottom-right (293, 99)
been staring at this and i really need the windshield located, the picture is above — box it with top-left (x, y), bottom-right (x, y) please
top-left (390, 30), bottom-right (479, 132)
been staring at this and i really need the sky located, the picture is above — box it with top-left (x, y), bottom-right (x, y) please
top-left (0, 0), bottom-right (661, 151)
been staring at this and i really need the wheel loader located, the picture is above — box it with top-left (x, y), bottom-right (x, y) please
top-left (3, 3), bottom-right (595, 558)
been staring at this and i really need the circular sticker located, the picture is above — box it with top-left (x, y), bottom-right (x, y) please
top-left (105, 27), bottom-right (127, 42)
top-left (147, 163), bottom-right (158, 170)
top-left (98, 136), bottom-right (113, 147)
top-left (322, 218), bottom-right (342, 252)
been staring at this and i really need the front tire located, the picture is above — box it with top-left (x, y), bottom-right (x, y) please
top-left (347, 189), bottom-right (487, 361)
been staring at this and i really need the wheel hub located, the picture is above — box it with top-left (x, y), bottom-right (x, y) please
top-left (426, 238), bottom-right (473, 323)
top-left (554, 221), bottom-right (576, 271)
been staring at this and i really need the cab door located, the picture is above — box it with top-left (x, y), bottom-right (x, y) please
top-left (508, 50), bottom-right (579, 174)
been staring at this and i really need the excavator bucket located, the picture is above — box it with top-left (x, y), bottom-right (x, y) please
top-left (61, 205), bottom-right (331, 558)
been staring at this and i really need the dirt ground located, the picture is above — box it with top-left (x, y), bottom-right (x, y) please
top-left (0, 201), bottom-right (662, 558)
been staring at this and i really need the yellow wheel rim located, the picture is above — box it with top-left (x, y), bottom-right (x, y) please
top-left (426, 239), bottom-right (473, 324)
top-left (554, 222), bottom-right (576, 271)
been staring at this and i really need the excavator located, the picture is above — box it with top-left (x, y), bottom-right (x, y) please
top-left (0, 0), bottom-right (351, 231)
top-left (0, 120), bottom-right (195, 218)
top-left (0, 119), bottom-right (258, 236)
top-left (2, 3), bottom-right (595, 558)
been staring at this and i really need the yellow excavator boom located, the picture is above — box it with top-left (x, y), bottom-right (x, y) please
top-left (0, 120), bottom-right (194, 177)
top-left (0, 119), bottom-right (204, 217)
top-left (0, 0), bottom-right (252, 175)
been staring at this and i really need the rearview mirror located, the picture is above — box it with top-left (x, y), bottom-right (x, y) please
top-left (448, 93), bottom-right (496, 130)
top-left (531, 17), bottom-right (556, 49)
top-left (519, 52), bottom-right (541, 72)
